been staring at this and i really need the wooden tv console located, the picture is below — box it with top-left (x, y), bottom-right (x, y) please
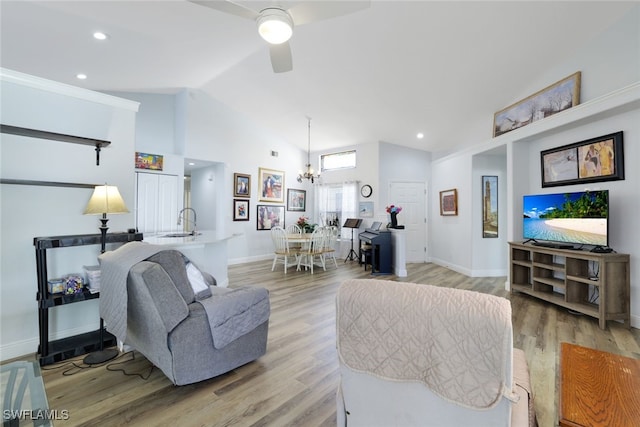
top-left (509, 242), bottom-right (630, 329)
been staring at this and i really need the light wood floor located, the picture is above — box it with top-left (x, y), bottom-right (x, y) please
top-left (15, 260), bottom-right (640, 426)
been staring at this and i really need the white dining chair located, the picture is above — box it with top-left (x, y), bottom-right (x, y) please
top-left (286, 224), bottom-right (303, 251)
top-left (297, 228), bottom-right (326, 274)
top-left (286, 224), bottom-right (302, 235)
top-left (271, 226), bottom-right (297, 273)
top-left (321, 225), bottom-right (340, 268)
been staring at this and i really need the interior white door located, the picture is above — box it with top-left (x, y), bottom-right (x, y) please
top-left (389, 181), bottom-right (427, 263)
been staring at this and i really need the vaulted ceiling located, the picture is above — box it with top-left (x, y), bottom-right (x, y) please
top-left (1, 1), bottom-right (634, 154)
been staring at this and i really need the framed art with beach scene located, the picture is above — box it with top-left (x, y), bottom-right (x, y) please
top-left (540, 131), bottom-right (624, 188)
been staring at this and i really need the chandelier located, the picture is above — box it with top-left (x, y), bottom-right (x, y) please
top-left (297, 117), bottom-right (320, 183)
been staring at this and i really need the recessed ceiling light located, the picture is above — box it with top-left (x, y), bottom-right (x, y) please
top-left (93, 32), bottom-right (108, 40)
top-left (417, 132), bottom-right (424, 139)
top-left (188, 162), bottom-right (195, 166)
top-left (76, 73), bottom-right (87, 80)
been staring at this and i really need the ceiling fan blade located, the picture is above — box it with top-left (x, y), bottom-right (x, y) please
top-left (188, 0), bottom-right (259, 20)
top-left (288, 0), bottom-right (370, 26)
top-left (269, 42), bottom-right (293, 73)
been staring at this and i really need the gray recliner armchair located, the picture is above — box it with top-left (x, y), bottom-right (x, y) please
top-left (124, 250), bottom-right (270, 385)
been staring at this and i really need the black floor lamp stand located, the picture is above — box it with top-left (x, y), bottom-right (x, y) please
top-left (83, 215), bottom-right (118, 365)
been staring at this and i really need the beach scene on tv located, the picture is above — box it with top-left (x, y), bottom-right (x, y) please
top-left (523, 191), bottom-right (608, 246)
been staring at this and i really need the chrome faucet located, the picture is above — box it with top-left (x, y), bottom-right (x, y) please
top-left (177, 208), bottom-right (197, 235)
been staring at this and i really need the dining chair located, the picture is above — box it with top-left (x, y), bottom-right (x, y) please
top-left (271, 226), bottom-right (297, 273)
top-left (297, 228), bottom-right (326, 274)
top-left (321, 225), bottom-right (340, 268)
top-left (286, 224), bottom-right (302, 234)
top-left (286, 224), bottom-right (303, 251)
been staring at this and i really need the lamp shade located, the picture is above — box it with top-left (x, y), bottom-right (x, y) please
top-left (257, 8), bottom-right (293, 44)
top-left (84, 185), bottom-right (129, 215)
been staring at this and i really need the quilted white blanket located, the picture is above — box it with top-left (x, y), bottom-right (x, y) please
top-left (337, 279), bottom-right (518, 410)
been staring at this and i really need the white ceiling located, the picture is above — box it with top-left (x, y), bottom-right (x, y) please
top-left (0, 1), bottom-right (635, 154)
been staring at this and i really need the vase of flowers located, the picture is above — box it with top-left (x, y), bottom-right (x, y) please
top-left (297, 216), bottom-right (315, 233)
top-left (386, 205), bottom-right (402, 228)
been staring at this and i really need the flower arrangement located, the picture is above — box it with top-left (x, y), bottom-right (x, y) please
top-left (386, 205), bottom-right (402, 214)
top-left (297, 216), bottom-right (316, 233)
top-left (297, 216), bottom-right (309, 228)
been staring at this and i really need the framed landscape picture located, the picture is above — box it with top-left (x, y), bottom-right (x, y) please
top-left (258, 167), bottom-right (284, 203)
top-left (493, 72), bottom-right (581, 137)
top-left (233, 173), bottom-right (251, 198)
top-left (287, 188), bottom-right (306, 211)
top-left (439, 189), bottom-right (458, 216)
top-left (541, 131), bottom-right (624, 187)
top-left (256, 205), bottom-right (284, 230)
top-left (233, 199), bottom-right (250, 221)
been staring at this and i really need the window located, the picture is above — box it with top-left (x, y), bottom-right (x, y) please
top-left (314, 182), bottom-right (358, 239)
top-left (320, 150), bottom-right (356, 172)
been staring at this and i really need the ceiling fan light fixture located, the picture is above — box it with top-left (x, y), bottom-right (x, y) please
top-left (257, 8), bottom-right (293, 44)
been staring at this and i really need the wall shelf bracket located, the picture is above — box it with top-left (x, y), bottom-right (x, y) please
top-left (1, 124), bottom-right (111, 165)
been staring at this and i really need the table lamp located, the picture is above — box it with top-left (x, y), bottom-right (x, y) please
top-left (83, 184), bottom-right (129, 364)
top-left (84, 184), bottom-right (129, 253)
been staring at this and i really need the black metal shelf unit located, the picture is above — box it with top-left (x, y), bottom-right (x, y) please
top-left (34, 232), bottom-right (143, 366)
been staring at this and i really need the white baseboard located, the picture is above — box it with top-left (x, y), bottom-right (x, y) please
top-left (228, 254), bottom-right (272, 265)
top-left (429, 257), bottom-right (472, 277)
top-left (0, 323), bottom-right (99, 362)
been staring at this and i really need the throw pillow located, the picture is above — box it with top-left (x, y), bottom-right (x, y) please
top-left (186, 262), bottom-right (212, 300)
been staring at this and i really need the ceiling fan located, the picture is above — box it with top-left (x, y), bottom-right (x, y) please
top-left (189, 0), bottom-right (370, 73)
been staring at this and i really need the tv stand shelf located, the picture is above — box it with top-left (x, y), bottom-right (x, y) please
top-left (509, 242), bottom-right (630, 329)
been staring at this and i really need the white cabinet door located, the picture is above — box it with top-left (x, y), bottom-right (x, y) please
top-left (136, 172), bottom-right (178, 234)
top-left (157, 174), bottom-right (178, 232)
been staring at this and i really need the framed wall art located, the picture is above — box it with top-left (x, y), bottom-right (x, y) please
top-left (233, 199), bottom-right (250, 221)
top-left (256, 205), bottom-right (284, 230)
top-left (258, 167), bottom-right (284, 203)
top-left (439, 189), bottom-right (458, 216)
top-left (493, 71), bottom-right (581, 137)
top-left (233, 173), bottom-right (251, 198)
top-left (359, 201), bottom-right (373, 218)
top-left (541, 131), bottom-right (624, 188)
top-left (135, 152), bottom-right (163, 170)
top-left (287, 188), bottom-right (306, 211)
top-left (482, 176), bottom-right (498, 238)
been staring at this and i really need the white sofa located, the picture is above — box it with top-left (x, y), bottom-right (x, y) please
top-left (336, 279), bottom-right (535, 427)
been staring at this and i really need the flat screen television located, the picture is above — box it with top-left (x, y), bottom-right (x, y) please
top-left (523, 190), bottom-right (609, 247)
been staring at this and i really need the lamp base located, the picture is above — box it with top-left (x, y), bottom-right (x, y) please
top-left (83, 348), bottom-right (119, 365)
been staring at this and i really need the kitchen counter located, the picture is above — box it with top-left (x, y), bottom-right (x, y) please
top-left (143, 230), bottom-right (241, 287)
top-left (143, 230), bottom-right (240, 246)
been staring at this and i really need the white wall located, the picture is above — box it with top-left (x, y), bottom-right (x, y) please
top-left (430, 153), bottom-right (474, 274)
top-left (471, 150), bottom-right (508, 276)
top-left (0, 69), bottom-right (139, 360)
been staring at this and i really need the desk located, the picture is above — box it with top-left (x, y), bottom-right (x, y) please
top-left (559, 342), bottom-right (640, 427)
